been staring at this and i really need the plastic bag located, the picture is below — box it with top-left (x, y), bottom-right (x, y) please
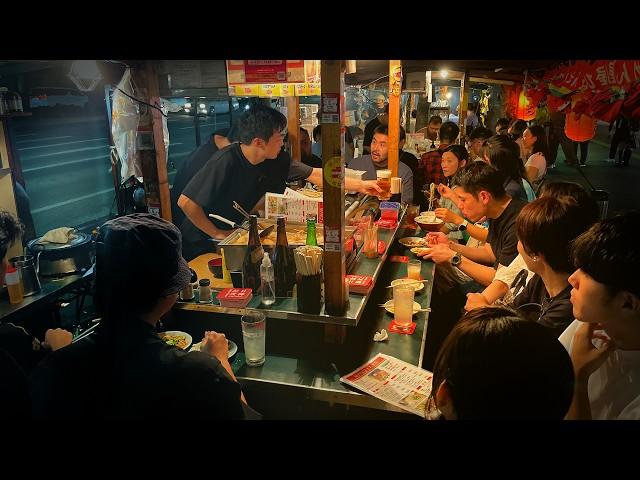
top-left (111, 68), bottom-right (141, 182)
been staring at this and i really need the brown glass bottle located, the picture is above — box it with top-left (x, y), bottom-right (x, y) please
top-left (242, 215), bottom-right (264, 293)
top-left (272, 215), bottom-right (296, 297)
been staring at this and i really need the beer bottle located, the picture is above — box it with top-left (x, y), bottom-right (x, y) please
top-left (242, 215), bottom-right (264, 293)
top-left (306, 213), bottom-right (318, 246)
top-left (272, 215), bottom-right (296, 297)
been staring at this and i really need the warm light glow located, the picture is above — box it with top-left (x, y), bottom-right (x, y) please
top-left (440, 69), bottom-right (448, 79)
top-left (446, 92), bottom-right (452, 99)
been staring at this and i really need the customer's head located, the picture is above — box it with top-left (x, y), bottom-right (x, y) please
top-left (522, 124), bottom-right (549, 159)
top-left (95, 214), bottom-right (192, 331)
top-left (453, 162), bottom-right (507, 221)
top-left (441, 145), bottom-right (468, 179)
top-left (371, 125), bottom-right (390, 166)
top-left (312, 124), bottom-right (321, 143)
top-left (539, 181), bottom-right (600, 221)
top-left (235, 105), bottom-right (287, 159)
top-left (468, 126), bottom-right (492, 158)
top-left (569, 211), bottom-right (640, 328)
top-left (516, 195), bottom-right (598, 275)
top-left (432, 306), bottom-right (575, 420)
top-left (508, 119), bottom-right (527, 140)
top-left (0, 211), bottom-right (23, 283)
top-left (496, 117), bottom-right (510, 134)
top-left (482, 134), bottom-right (526, 182)
top-left (439, 121), bottom-right (460, 145)
top-left (426, 115), bottom-right (443, 140)
top-left (300, 127), bottom-right (312, 157)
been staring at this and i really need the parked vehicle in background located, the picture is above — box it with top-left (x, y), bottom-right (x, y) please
top-left (29, 87), bottom-right (89, 110)
top-left (169, 97), bottom-right (240, 116)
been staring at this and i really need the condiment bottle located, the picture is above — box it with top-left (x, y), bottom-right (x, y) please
top-left (306, 214), bottom-right (318, 246)
top-left (260, 252), bottom-right (275, 306)
top-left (272, 215), bottom-right (296, 297)
top-left (5, 265), bottom-right (24, 304)
top-left (242, 215), bottom-right (264, 293)
top-left (198, 278), bottom-right (212, 303)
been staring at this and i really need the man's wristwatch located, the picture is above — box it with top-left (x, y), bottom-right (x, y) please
top-left (458, 219), bottom-right (469, 232)
top-left (450, 253), bottom-right (462, 266)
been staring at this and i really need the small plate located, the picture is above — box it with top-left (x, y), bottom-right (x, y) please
top-left (410, 247), bottom-right (432, 256)
top-left (390, 278), bottom-right (424, 292)
top-left (190, 339), bottom-right (238, 359)
top-left (158, 331), bottom-right (193, 350)
top-left (381, 300), bottom-right (421, 315)
top-left (399, 237), bottom-right (428, 248)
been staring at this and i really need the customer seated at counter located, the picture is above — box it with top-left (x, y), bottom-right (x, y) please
top-left (29, 214), bottom-right (256, 419)
top-left (511, 194), bottom-right (599, 337)
top-left (421, 162), bottom-right (528, 291)
top-left (0, 211), bottom-right (73, 418)
top-left (347, 125), bottom-right (414, 204)
top-left (465, 182), bottom-right (598, 312)
top-left (560, 210), bottom-right (640, 420)
top-left (428, 306), bottom-right (574, 420)
top-left (177, 105), bottom-right (382, 260)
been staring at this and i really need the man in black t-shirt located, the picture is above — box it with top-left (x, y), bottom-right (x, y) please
top-left (178, 106), bottom-right (290, 258)
top-left (171, 127), bottom-right (236, 229)
top-left (419, 162), bottom-right (527, 288)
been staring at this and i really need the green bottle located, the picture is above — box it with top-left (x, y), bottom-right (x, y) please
top-left (306, 213), bottom-right (318, 246)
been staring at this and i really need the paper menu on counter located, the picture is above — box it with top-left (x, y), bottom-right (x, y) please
top-left (340, 353), bottom-right (434, 417)
top-left (265, 191), bottom-right (324, 224)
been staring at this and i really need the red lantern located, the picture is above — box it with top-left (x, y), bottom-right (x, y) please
top-left (516, 89), bottom-right (537, 121)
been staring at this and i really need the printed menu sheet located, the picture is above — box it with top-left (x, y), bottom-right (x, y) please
top-left (340, 353), bottom-right (434, 417)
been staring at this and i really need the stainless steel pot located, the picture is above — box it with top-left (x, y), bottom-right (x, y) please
top-left (26, 232), bottom-right (94, 277)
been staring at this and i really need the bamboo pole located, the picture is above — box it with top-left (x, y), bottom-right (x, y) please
top-left (387, 60), bottom-right (402, 177)
top-left (286, 96), bottom-right (301, 161)
top-left (321, 60), bottom-right (347, 342)
top-left (145, 61), bottom-right (172, 221)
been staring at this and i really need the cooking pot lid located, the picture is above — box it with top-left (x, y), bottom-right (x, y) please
top-left (28, 232), bottom-right (92, 251)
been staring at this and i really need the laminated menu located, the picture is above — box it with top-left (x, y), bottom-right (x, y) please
top-left (265, 189), bottom-right (324, 224)
top-left (340, 353), bottom-right (434, 417)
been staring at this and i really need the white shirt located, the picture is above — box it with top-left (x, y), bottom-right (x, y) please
top-left (494, 253), bottom-right (534, 289)
top-left (559, 320), bottom-right (640, 420)
top-left (525, 152), bottom-right (547, 183)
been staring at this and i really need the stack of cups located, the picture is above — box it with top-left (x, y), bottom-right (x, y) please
top-left (390, 177), bottom-right (402, 203)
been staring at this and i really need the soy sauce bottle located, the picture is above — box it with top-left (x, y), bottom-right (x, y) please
top-left (272, 215), bottom-right (296, 297)
top-left (242, 215), bottom-right (264, 293)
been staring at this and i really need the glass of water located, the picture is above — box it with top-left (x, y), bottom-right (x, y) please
top-left (241, 311), bottom-right (266, 367)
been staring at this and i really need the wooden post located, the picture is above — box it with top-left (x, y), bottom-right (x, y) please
top-left (320, 60), bottom-right (347, 342)
top-left (145, 61), bottom-right (172, 222)
top-left (459, 70), bottom-right (470, 144)
top-left (286, 96), bottom-right (301, 161)
top-left (387, 60), bottom-right (402, 177)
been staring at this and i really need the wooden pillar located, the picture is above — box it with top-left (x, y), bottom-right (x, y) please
top-left (320, 60), bottom-right (347, 342)
top-left (387, 60), bottom-right (402, 177)
top-left (286, 96), bottom-right (301, 161)
top-left (459, 70), bottom-right (470, 144)
top-left (145, 61), bottom-right (172, 222)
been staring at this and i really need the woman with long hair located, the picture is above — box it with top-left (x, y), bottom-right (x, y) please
top-left (482, 134), bottom-right (536, 201)
top-left (434, 144), bottom-right (468, 241)
top-left (522, 124), bottom-right (549, 191)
